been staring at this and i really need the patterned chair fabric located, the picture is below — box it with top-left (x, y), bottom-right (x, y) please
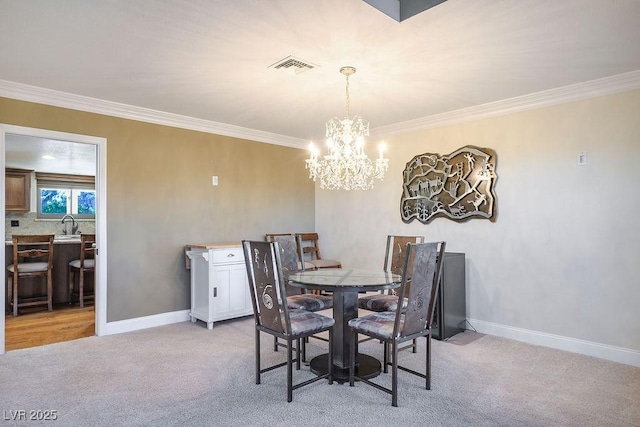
top-left (357, 294), bottom-right (406, 313)
top-left (286, 294), bottom-right (334, 312)
top-left (347, 311), bottom-right (398, 339)
top-left (242, 239), bottom-right (334, 402)
top-left (287, 309), bottom-right (335, 335)
top-left (357, 235), bottom-right (424, 312)
top-left (348, 241), bottom-right (446, 407)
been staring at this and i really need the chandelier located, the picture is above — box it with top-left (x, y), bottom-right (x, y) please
top-left (305, 66), bottom-right (389, 190)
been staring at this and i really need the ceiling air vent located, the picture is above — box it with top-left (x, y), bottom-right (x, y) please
top-left (269, 55), bottom-right (317, 75)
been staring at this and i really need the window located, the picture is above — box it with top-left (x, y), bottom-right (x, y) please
top-left (36, 173), bottom-right (96, 219)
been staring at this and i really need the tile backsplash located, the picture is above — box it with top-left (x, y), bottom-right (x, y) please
top-left (5, 212), bottom-right (95, 238)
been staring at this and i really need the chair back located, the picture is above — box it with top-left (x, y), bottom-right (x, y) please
top-left (394, 241), bottom-right (446, 339)
top-left (267, 234), bottom-right (304, 295)
top-left (265, 234), bottom-right (303, 273)
top-left (242, 240), bottom-right (291, 335)
top-left (296, 232), bottom-right (322, 261)
top-left (384, 235), bottom-right (425, 275)
top-left (79, 234), bottom-right (96, 268)
top-left (10, 234), bottom-right (55, 275)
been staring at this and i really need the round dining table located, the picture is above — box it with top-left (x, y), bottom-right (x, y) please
top-left (287, 268), bottom-right (401, 382)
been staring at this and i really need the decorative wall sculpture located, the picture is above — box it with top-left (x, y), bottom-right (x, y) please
top-left (400, 145), bottom-right (497, 223)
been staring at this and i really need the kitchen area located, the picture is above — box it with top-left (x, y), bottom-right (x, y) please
top-left (4, 133), bottom-right (97, 350)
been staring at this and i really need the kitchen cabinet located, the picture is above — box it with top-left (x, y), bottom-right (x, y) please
top-left (5, 168), bottom-right (32, 212)
top-left (186, 243), bottom-right (252, 329)
top-left (432, 252), bottom-right (466, 341)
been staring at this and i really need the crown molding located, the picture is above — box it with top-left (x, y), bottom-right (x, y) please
top-left (2, 70), bottom-right (640, 145)
top-left (0, 79), bottom-right (306, 149)
top-left (372, 69), bottom-right (640, 137)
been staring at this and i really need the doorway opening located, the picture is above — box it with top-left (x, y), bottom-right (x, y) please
top-left (0, 125), bottom-right (107, 354)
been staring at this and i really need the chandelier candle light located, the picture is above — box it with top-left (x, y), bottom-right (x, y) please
top-left (305, 66), bottom-right (389, 190)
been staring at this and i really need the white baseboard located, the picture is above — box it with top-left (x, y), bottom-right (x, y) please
top-left (467, 318), bottom-right (640, 368)
top-left (98, 312), bottom-right (640, 368)
top-left (104, 310), bottom-right (190, 335)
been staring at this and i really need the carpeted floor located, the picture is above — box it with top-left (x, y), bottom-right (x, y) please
top-left (1, 314), bottom-right (638, 427)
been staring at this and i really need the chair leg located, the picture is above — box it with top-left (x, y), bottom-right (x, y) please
top-left (412, 338), bottom-right (417, 353)
top-left (79, 269), bottom-right (84, 308)
top-left (383, 342), bottom-right (389, 373)
top-left (296, 339), bottom-right (301, 370)
top-left (392, 339), bottom-right (399, 407)
top-left (47, 272), bottom-right (53, 312)
top-left (5, 276), bottom-right (9, 314)
top-left (301, 337), bottom-right (306, 364)
top-left (255, 329), bottom-right (261, 385)
top-left (68, 267), bottom-right (74, 305)
top-left (287, 338), bottom-right (293, 403)
top-left (12, 275), bottom-right (18, 316)
top-left (274, 336), bottom-right (278, 352)
top-left (426, 333), bottom-right (431, 390)
top-left (349, 329), bottom-right (355, 386)
top-left (328, 328), bottom-right (333, 385)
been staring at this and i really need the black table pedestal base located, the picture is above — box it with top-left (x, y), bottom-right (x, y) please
top-left (309, 353), bottom-right (381, 384)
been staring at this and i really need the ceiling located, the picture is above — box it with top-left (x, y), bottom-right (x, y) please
top-left (1, 0), bottom-right (640, 173)
top-left (4, 134), bottom-right (96, 176)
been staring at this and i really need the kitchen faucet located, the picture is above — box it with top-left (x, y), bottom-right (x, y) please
top-left (61, 214), bottom-right (79, 235)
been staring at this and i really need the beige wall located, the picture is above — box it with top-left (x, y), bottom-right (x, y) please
top-left (0, 97), bottom-right (315, 322)
top-left (315, 89), bottom-right (640, 355)
top-left (4, 89), bottom-right (638, 363)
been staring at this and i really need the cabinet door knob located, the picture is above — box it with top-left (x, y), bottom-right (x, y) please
top-left (213, 287), bottom-right (217, 297)
top-left (227, 253), bottom-right (235, 258)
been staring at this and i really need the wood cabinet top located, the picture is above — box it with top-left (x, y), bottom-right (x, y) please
top-left (185, 242), bottom-right (241, 250)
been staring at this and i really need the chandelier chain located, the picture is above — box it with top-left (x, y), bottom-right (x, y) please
top-left (345, 73), bottom-right (350, 116)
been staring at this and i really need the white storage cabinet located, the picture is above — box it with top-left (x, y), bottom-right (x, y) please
top-left (186, 244), bottom-right (252, 329)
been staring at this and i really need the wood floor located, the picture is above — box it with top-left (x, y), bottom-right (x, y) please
top-left (4, 304), bottom-right (95, 351)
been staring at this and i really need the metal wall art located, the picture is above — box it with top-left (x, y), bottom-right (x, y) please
top-left (400, 145), bottom-right (497, 223)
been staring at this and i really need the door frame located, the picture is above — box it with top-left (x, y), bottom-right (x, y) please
top-left (0, 124), bottom-right (107, 354)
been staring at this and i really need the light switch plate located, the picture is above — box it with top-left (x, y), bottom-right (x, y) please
top-left (577, 152), bottom-right (588, 166)
top-left (212, 176), bottom-right (219, 186)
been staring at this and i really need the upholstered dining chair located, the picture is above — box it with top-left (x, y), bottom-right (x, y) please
top-left (358, 235), bottom-right (425, 313)
top-left (357, 235), bottom-right (425, 351)
top-left (268, 233), bottom-right (333, 360)
top-left (242, 240), bottom-right (334, 402)
top-left (68, 233), bottom-right (96, 307)
top-left (6, 234), bottom-right (55, 316)
top-left (269, 234), bottom-right (333, 310)
top-left (348, 241), bottom-right (446, 407)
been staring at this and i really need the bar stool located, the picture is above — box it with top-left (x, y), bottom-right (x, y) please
top-left (68, 234), bottom-right (96, 307)
top-left (6, 234), bottom-right (55, 316)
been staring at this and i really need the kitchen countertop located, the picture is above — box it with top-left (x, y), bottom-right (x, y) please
top-left (5, 236), bottom-right (84, 245)
top-left (185, 242), bottom-right (241, 249)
